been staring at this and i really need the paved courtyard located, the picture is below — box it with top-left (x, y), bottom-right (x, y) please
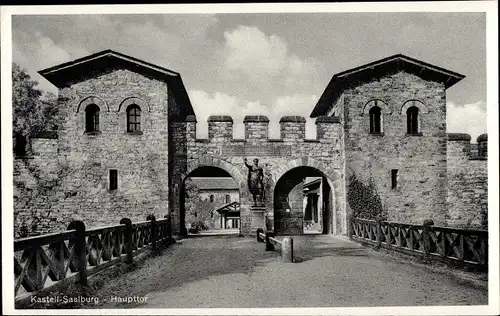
top-left (93, 235), bottom-right (487, 308)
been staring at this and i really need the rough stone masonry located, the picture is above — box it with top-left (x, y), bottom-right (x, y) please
top-left (12, 50), bottom-right (488, 238)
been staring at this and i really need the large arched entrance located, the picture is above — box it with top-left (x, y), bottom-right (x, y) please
top-left (273, 166), bottom-right (335, 235)
top-left (180, 165), bottom-right (243, 236)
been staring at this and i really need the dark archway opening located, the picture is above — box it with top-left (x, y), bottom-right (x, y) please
top-left (180, 166), bottom-right (241, 235)
top-left (273, 166), bottom-right (334, 235)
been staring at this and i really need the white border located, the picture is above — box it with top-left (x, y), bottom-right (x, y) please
top-left (1, 2), bottom-right (499, 315)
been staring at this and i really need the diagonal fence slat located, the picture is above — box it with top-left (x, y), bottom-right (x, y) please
top-left (350, 218), bottom-right (488, 269)
top-left (14, 217), bottom-right (171, 301)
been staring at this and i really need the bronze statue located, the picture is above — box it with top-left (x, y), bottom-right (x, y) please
top-left (244, 158), bottom-right (265, 206)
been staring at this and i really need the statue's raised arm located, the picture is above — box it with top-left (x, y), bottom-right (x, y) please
top-left (244, 157), bottom-right (252, 169)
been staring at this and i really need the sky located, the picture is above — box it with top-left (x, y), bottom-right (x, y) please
top-left (11, 12), bottom-right (487, 140)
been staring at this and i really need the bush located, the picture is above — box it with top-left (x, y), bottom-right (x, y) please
top-left (189, 220), bottom-right (209, 233)
top-left (347, 174), bottom-right (387, 220)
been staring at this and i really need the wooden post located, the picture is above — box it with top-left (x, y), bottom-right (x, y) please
top-left (147, 214), bottom-right (157, 251)
top-left (256, 228), bottom-right (264, 243)
top-left (347, 215), bottom-right (353, 239)
top-left (397, 226), bottom-right (402, 248)
top-left (480, 234), bottom-right (487, 267)
top-left (163, 214), bottom-right (169, 240)
top-left (376, 218), bottom-right (383, 249)
top-left (120, 218), bottom-right (134, 264)
top-left (422, 219), bottom-right (434, 260)
top-left (458, 233), bottom-right (465, 267)
top-left (265, 232), bottom-right (275, 251)
top-left (409, 226), bottom-right (414, 250)
top-left (441, 231), bottom-right (447, 260)
top-left (282, 237), bottom-right (293, 263)
top-left (166, 214), bottom-right (172, 239)
top-left (68, 220), bottom-right (87, 286)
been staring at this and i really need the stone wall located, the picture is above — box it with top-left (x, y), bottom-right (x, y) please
top-left (13, 137), bottom-right (61, 237)
top-left (447, 133), bottom-right (488, 228)
top-left (13, 64), bottom-right (488, 239)
top-left (181, 115), bottom-right (346, 236)
top-left (274, 179), bottom-right (304, 235)
top-left (343, 71), bottom-right (448, 225)
top-left (185, 190), bottom-right (240, 229)
top-left (197, 190), bottom-right (240, 205)
top-left (13, 68), bottom-right (175, 237)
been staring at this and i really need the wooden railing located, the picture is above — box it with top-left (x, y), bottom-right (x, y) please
top-left (14, 215), bottom-right (172, 301)
top-left (349, 218), bottom-right (488, 269)
top-left (256, 228), bottom-right (293, 263)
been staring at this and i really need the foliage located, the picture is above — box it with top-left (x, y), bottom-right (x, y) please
top-left (184, 178), bottom-right (214, 226)
top-left (12, 63), bottom-right (59, 152)
top-left (347, 174), bottom-right (387, 220)
top-left (189, 220), bottom-right (209, 234)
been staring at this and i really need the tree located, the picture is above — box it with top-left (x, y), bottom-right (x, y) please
top-left (12, 63), bottom-right (59, 155)
top-left (184, 178), bottom-right (216, 230)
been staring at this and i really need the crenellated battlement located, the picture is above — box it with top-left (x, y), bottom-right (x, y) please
top-left (207, 115), bottom-right (233, 140)
top-left (447, 133), bottom-right (488, 160)
top-left (446, 133), bottom-right (488, 228)
top-left (185, 114), bottom-right (342, 144)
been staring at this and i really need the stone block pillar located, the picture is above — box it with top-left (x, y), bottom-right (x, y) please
top-left (315, 116), bottom-right (341, 142)
top-left (208, 115), bottom-right (233, 141)
top-left (185, 115), bottom-right (197, 141)
top-left (447, 133), bottom-right (472, 163)
top-left (279, 116), bottom-right (306, 141)
top-left (477, 133), bottom-right (487, 158)
top-left (244, 115), bottom-right (269, 142)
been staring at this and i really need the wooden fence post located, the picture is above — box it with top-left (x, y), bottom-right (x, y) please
top-left (282, 237), bottom-right (293, 263)
top-left (265, 232), bottom-right (275, 251)
top-left (376, 218), bottom-right (383, 250)
top-left (120, 218), bottom-right (134, 264)
top-left (347, 215), bottom-right (353, 239)
top-left (147, 214), bottom-right (157, 251)
top-left (256, 228), bottom-right (264, 243)
top-left (165, 214), bottom-right (172, 239)
top-left (480, 233), bottom-right (488, 267)
top-left (422, 219), bottom-right (433, 260)
top-left (67, 220), bottom-right (87, 286)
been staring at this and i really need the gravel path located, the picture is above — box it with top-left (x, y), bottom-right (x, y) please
top-left (93, 235), bottom-right (487, 308)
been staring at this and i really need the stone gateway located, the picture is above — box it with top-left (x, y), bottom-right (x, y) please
top-left (13, 50), bottom-right (488, 238)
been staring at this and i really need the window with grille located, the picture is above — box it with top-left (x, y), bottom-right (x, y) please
top-left (109, 169), bottom-right (118, 191)
top-left (225, 194), bottom-right (231, 203)
top-left (369, 106), bottom-right (382, 134)
top-left (85, 104), bottom-right (100, 132)
top-left (209, 195), bottom-right (214, 203)
top-left (127, 104), bottom-right (141, 132)
top-left (406, 106), bottom-right (419, 134)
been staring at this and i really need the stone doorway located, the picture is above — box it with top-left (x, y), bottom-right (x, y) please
top-left (273, 166), bottom-right (334, 235)
top-left (180, 166), bottom-right (241, 235)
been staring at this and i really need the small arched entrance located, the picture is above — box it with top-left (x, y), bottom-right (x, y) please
top-left (180, 166), bottom-right (242, 235)
top-left (273, 166), bottom-right (335, 235)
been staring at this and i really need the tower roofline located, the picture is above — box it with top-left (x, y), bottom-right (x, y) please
top-left (310, 54), bottom-right (465, 118)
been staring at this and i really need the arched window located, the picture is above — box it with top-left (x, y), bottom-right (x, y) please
top-left (407, 106), bottom-right (419, 134)
top-left (127, 104), bottom-right (141, 132)
top-left (85, 104), bottom-right (100, 132)
top-left (225, 194), bottom-right (231, 203)
top-left (369, 106), bottom-right (382, 134)
top-left (209, 195), bottom-right (214, 203)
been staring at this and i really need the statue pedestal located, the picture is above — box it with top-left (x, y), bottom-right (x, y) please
top-left (250, 205), bottom-right (266, 235)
